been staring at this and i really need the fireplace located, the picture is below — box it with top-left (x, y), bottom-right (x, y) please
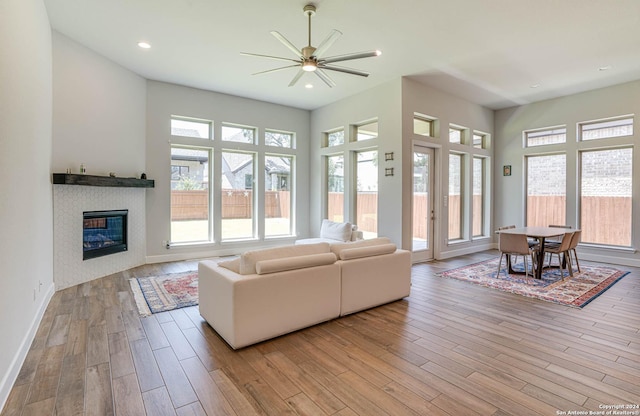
top-left (83, 210), bottom-right (128, 260)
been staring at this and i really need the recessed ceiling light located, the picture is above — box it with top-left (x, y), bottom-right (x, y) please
top-left (305, 83), bottom-right (313, 89)
top-left (598, 65), bottom-right (612, 71)
top-left (137, 41), bottom-right (151, 49)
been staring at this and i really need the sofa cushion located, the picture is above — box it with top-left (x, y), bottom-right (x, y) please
top-left (339, 243), bottom-right (397, 260)
top-left (330, 237), bottom-right (391, 257)
top-left (218, 258), bottom-right (240, 273)
top-left (256, 253), bottom-right (337, 275)
top-left (320, 219), bottom-right (353, 242)
top-left (240, 242), bottom-right (330, 275)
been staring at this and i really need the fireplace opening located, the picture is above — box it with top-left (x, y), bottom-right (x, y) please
top-left (83, 210), bottom-right (128, 260)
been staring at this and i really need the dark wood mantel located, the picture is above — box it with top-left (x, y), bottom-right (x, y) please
top-left (52, 173), bottom-right (154, 188)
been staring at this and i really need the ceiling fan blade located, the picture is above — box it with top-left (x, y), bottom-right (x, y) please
top-left (320, 64), bottom-right (370, 77)
top-left (315, 69), bottom-right (336, 88)
top-left (270, 31), bottom-right (304, 59)
top-left (288, 69), bottom-right (305, 87)
top-left (320, 50), bottom-right (382, 64)
top-left (252, 64), bottom-right (300, 76)
top-left (313, 29), bottom-right (342, 58)
top-left (240, 52), bottom-right (300, 63)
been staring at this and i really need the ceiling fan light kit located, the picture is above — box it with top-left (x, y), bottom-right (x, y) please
top-left (241, 3), bottom-right (381, 87)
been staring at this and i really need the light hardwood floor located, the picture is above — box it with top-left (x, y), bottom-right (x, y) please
top-left (2, 251), bottom-right (639, 416)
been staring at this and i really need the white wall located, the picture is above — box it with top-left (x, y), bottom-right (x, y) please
top-left (310, 80), bottom-right (404, 244)
top-left (52, 32), bottom-right (146, 176)
top-left (494, 80), bottom-right (640, 267)
top-left (51, 32), bottom-right (148, 286)
top-left (0, 0), bottom-right (54, 409)
top-left (145, 81), bottom-right (311, 262)
top-left (401, 78), bottom-right (494, 259)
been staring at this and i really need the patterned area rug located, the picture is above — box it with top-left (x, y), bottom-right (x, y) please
top-left (438, 258), bottom-right (628, 308)
top-left (130, 271), bottom-right (198, 316)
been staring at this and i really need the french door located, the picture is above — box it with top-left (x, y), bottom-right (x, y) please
top-left (412, 146), bottom-right (435, 261)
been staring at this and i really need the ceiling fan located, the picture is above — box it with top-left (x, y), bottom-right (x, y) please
top-left (241, 3), bottom-right (381, 88)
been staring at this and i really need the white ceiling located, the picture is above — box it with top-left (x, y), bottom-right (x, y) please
top-left (44, 0), bottom-right (640, 111)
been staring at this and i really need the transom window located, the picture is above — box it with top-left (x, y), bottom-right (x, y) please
top-left (473, 131), bottom-right (488, 149)
top-left (579, 116), bottom-right (633, 141)
top-left (449, 126), bottom-right (463, 144)
top-left (525, 126), bottom-right (566, 147)
top-left (325, 129), bottom-right (344, 147)
top-left (222, 123), bottom-right (256, 144)
top-left (265, 130), bottom-right (294, 148)
top-left (414, 115), bottom-right (434, 137)
top-left (356, 121), bottom-right (378, 141)
top-left (171, 117), bottom-right (211, 139)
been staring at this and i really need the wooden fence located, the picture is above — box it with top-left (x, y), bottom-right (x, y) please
top-left (527, 195), bottom-right (631, 246)
top-left (172, 191), bottom-right (631, 246)
top-left (171, 190), bottom-right (290, 220)
top-left (327, 192), bottom-right (378, 234)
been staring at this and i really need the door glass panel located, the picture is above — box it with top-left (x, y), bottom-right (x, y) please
top-left (413, 151), bottom-right (430, 251)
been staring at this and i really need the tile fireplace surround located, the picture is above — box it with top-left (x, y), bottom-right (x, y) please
top-left (53, 185), bottom-right (146, 290)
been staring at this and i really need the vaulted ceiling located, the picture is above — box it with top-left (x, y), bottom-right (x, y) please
top-left (44, 0), bottom-right (640, 110)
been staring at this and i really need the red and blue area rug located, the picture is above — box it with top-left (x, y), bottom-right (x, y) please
top-left (438, 258), bottom-right (628, 308)
top-left (130, 271), bottom-right (199, 316)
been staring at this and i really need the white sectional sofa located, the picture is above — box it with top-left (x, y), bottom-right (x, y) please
top-left (198, 238), bottom-right (410, 349)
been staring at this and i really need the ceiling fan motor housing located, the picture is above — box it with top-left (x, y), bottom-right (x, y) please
top-left (302, 46), bottom-right (316, 59)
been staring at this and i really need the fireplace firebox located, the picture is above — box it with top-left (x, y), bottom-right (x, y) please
top-left (83, 210), bottom-right (128, 260)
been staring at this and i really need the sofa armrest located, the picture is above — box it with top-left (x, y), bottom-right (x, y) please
top-left (339, 243), bottom-right (396, 260)
top-left (256, 253), bottom-right (337, 274)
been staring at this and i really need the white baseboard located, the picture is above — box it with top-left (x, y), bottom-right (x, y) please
top-left (437, 242), bottom-right (495, 260)
top-left (0, 283), bottom-right (54, 413)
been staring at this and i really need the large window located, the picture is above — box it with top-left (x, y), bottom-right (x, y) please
top-left (356, 150), bottom-right (378, 238)
top-left (326, 155), bottom-right (344, 222)
top-left (448, 153), bottom-right (463, 240)
top-left (169, 116), bottom-right (297, 245)
top-left (265, 155), bottom-right (293, 237)
top-left (526, 154), bottom-right (566, 227)
top-left (170, 147), bottom-right (210, 243)
top-left (221, 151), bottom-right (256, 240)
top-left (580, 148), bottom-right (632, 246)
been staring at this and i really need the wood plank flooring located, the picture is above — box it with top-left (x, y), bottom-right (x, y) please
top-left (2, 250), bottom-right (639, 415)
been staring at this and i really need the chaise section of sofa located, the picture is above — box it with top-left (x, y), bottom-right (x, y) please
top-left (330, 238), bottom-right (412, 316)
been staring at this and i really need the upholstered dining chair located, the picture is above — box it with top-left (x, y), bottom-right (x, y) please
top-left (567, 230), bottom-right (581, 273)
top-left (547, 224), bottom-right (572, 243)
top-left (544, 231), bottom-right (575, 279)
top-left (497, 233), bottom-right (537, 279)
